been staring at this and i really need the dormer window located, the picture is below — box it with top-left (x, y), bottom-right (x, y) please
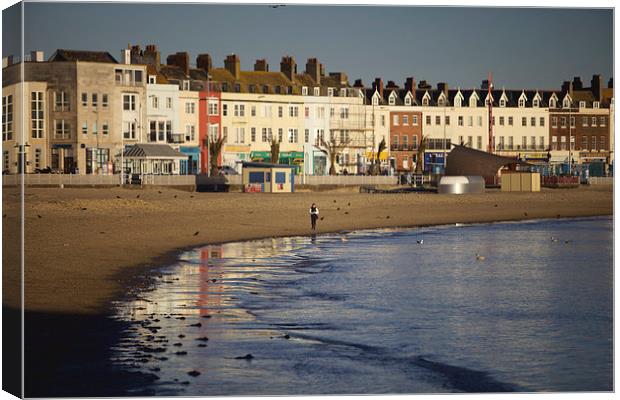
top-left (518, 98), bottom-right (525, 108)
top-left (327, 88), bottom-right (334, 97)
top-left (438, 98), bottom-right (445, 107)
top-left (579, 101), bottom-right (586, 108)
top-left (148, 75), bottom-right (156, 84)
top-left (469, 97), bottom-right (477, 107)
top-left (549, 98), bottom-right (556, 108)
top-left (389, 95), bottom-right (395, 106)
top-left (422, 97), bottom-right (429, 106)
top-left (182, 80), bottom-right (190, 91)
top-left (485, 99), bottom-right (491, 106)
top-left (405, 97), bottom-right (412, 106)
top-left (563, 98), bottom-right (571, 108)
top-left (313, 87), bottom-right (320, 96)
top-left (234, 83), bottom-right (241, 93)
top-left (302, 86), bottom-right (308, 96)
top-left (221, 83), bottom-right (228, 92)
top-left (340, 88), bottom-right (347, 97)
top-left (533, 99), bottom-right (540, 107)
top-left (372, 96), bottom-right (379, 106)
top-left (275, 86), bottom-right (281, 94)
top-left (454, 97), bottom-right (462, 107)
top-left (262, 85), bottom-right (269, 94)
top-left (500, 99), bottom-right (507, 107)
top-left (249, 84), bottom-right (256, 93)
top-left (593, 101), bottom-right (600, 109)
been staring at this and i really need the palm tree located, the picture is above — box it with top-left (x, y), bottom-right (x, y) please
top-left (371, 138), bottom-right (386, 175)
top-left (209, 136), bottom-right (225, 176)
top-left (269, 137), bottom-right (280, 164)
top-left (320, 133), bottom-right (352, 175)
top-left (415, 134), bottom-right (428, 174)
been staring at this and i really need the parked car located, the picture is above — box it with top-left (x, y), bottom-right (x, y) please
top-left (218, 166), bottom-right (239, 175)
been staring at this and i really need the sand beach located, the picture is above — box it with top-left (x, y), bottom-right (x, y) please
top-left (2, 184), bottom-right (613, 314)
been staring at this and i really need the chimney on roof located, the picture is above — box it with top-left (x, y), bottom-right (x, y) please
top-left (353, 79), bottom-right (364, 88)
top-left (305, 58), bottom-right (321, 85)
top-left (572, 76), bottom-right (583, 90)
top-left (30, 51), bottom-right (44, 62)
top-left (167, 51), bottom-right (190, 76)
top-left (254, 59), bottom-right (269, 72)
top-left (329, 72), bottom-right (348, 86)
top-left (481, 80), bottom-right (489, 90)
top-left (386, 80), bottom-right (398, 89)
top-left (320, 64), bottom-right (325, 77)
top-left (224, 54), bottom-right (241, 79)
top-left (280, 56), bottom-right (296, 81)
top-left (142, 44), bottom-right (161, 69)
top-left (591, 74), bottom-right (602, 101)
top-left (121, 48), bottom-right (131, 65)
top-left (418, 80), bottom-right (431, 90)
top-left (197, 54), bottom-right (212, 73)
top-left (404, 77), bottom-right (416, 92)
top-left (372, 78), bottom-right (384, 98)
top-left (561, 80), bottom-right (573, 96)
top-left (437, 82), bottom-right (448, 96)
top-left (608, 77), bottom-right (613, 89)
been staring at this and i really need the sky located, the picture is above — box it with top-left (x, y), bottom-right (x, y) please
top-left (2, 2), bottom-right (614, 90)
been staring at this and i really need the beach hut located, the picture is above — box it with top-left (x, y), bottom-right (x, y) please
top-left (122, 144), bottom-right (188, 175)
top-left (241, 162), bottom-right (296, 193)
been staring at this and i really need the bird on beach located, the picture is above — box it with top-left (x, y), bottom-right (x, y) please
top-left (193, 231), bottom-right (199, 236)
top-left (340, 236), bottom-right (348, 242)
top-left (116, 195), bottom-right (121, 199)
top-left (475, 253), bottom-right (486, 261)
top-left (416, 239), bottom-right (424, 245)
top-left (551, 236), bottom-right (559, 242)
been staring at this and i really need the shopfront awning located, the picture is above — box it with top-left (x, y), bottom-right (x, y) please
top-left (365, 150), bottom-right (389, 161)
top-left (251, 151), bottom-right (271, 161)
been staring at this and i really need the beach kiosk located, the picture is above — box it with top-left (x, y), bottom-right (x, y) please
top-left (242, 162), bottom-right (296, 193)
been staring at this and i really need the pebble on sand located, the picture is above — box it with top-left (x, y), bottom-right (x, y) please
top-left (189, 323), bottom-right (202, 327)
top-left (197, 343), bottom-right (207, 347)
top-left (194, 231), bottom-right (200, 236)
top-left (175, 351), bottom-right (188, 356)
top-left (196, 337), bottom-right (209, 342)
top-left (234, 354), bottom-right (254, 360)
top-left (188, 370), bottom-right (201, 377)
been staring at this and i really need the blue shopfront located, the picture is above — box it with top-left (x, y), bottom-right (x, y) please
top-left (179, 146), bottom-right (200, 175)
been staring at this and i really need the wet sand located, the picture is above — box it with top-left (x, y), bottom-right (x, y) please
top-left (2, 185), bottom-right (613, 314)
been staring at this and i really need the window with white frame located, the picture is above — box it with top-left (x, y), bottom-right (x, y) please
top-left (389, 95), bottom-right (395, 105)
top-left (372, 96), bottom-right (379, 106)
top-left (531, 117), bottom-right (536, 127)
top-left (445, 116), bottom-right (450, 125)
top-left (469, 97), bottom-right (477, 107)
top-left (152, 96), bottom-right (159, 108)
top-left (222, 104), bottom-right (228, 116)
top-left (340, 107), bottom-right (349, 119)
top-left (539, 117), bottom-right (545, 127)
top-left (82, 121), bottom-right (88, 135)
top-left (123, 121), bottom-right (136, 139)
top-left (600, 117), bottom-right (606, 127)
top-left (592, 136), bottom-right (597, 151)
top-left (499, 116), bottom-right (504, 126)
top-left (166, 97), bottom-right (172, 109)
top-left (477, 136), bottom-right (482, 149)
top-left (278, 128), bottom-right (283, 142)
top-left (393, 115), bottom-right (399, 125)
top-left (208, 100), bottom-right (218, 115)
top-left (468, 116), bottom-right (473, 126)
top-left (340, 88), bottom-right (347, 97)
top-left (209, 124), bottom-right (219, 141)
top-left (185, 102), bottom-right (195, 114)
top-left (34, 148), bottom-right (41, 169)
top-left (289, 106), bottom-right (299, 117)
top-left (563, 98), bottom-right (571, 108)
top-left (103, 121), bottom-right (109, 135)
top-left (381, 115), bottom-right (385, 126)
top-left (500, 99), bottom-right (507, 107)
top-left (313, 87), bottom-right (320, 96)
top-left (92, 93), bottom-right (98, 108)
top-left (533, 98), bottom-right (539, 107)
top-left (579, 101), bottom-right (586, 108)
top-left (582, 116), bottom-right (588, 127)
top-left (581, 136), bottom-right (588, 150)
top-left (455, 97), bottom-right (462, 107)
top-left (405, 97), bottom-right (412, 106)
top-left (222, 127), bottom-right (228, 142)
top-left (327, 88), bottom-right (334, 97)
top-left (552, 116), bottom-right (558, 128)
top-left (123, 94), bottom-right (136, 110)
top-left (304, 129), bottom-right (309, 143)
top-left (55, 91), bottom-right (69, 111)
top-left (521, 137), bottom-right (527, 150)
top-left (402, 115), bottom-right (408, 125)
top-left (539, 136), bottom-right (545, 149)
top-left (102, 94), bottom-right (108, 108)
top-left (600, 136), bottom-right (606, 150)
top-left (92, 121), bottom-right (98, 134)
top-left (413, 115), bottom-right (418, 125)
top-left (477, 116), bottom-right (483, 126)
top-left (250, 127), bottom-right (256, 142)
top-left (549, 98), bottom-right (557, 108)
top-left (422, 97), bottom-right (429, 106)
top-left (593, 101), bottom-right (600, 109)
top-left (54, 119), bottom-right (70, 139)
top-left (31, 91), bottom-right (44, 139)
top-left (302, 87), bottom-right (308, 96)
top-left (435, 116), bottom-right (441, 125)
top-left (82, 93), bottom-right (88, 107)
top-left (518, 98), bottom-right (525, 108)
top-left (235, 127), bottom-right (245, 143)
top-left (425, 115), bottom-right (431, 125)
top-left (278, 106), bottom-right (283, 118)
top-left (570, 116), bottom-right (575, 128)
top-left (438, 97), bottom-right (445, 107)
top-left (522, 117), bottom-right (527, 127)
top-left (560, 116), bottom-right (566, 127)
top-left (591, 116), bottom-right (597, 127)
top-left (182, 80), bottom-right (190, 91)
top-left (148, 75), bottom-right (156, 84)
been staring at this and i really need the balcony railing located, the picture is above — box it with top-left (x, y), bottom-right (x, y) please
top-left (167, 133), bottom-right (185, 144)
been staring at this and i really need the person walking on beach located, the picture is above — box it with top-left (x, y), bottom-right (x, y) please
top-left (309, 203), bottom-right (319, 231)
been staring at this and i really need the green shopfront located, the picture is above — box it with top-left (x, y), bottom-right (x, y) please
top-left (250, 151), bottom-right (304, 174)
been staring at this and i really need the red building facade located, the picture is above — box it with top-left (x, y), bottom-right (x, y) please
top-left (389, 110), bottom-right (423, 173)
top-left (198, 82), bottom-right (222, 174)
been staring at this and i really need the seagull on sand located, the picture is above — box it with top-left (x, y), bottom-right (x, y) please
top-left (475, 253), bottom-right (486, 261)
top-left (416, 239), bottom-right (424, 245)
top-left (550, 236), bottom-right (559, 242)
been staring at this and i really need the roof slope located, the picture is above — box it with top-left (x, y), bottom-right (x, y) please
top-left (123, 144), bottom-right (187, 159)
top-left (48, 49), bottom-right (118, 63)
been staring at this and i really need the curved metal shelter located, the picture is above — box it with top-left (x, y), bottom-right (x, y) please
top-left (445, 145), bottom-right (529, 179)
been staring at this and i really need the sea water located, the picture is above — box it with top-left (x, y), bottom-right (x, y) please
top-left (111, 217), bottom-right (613, 395)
